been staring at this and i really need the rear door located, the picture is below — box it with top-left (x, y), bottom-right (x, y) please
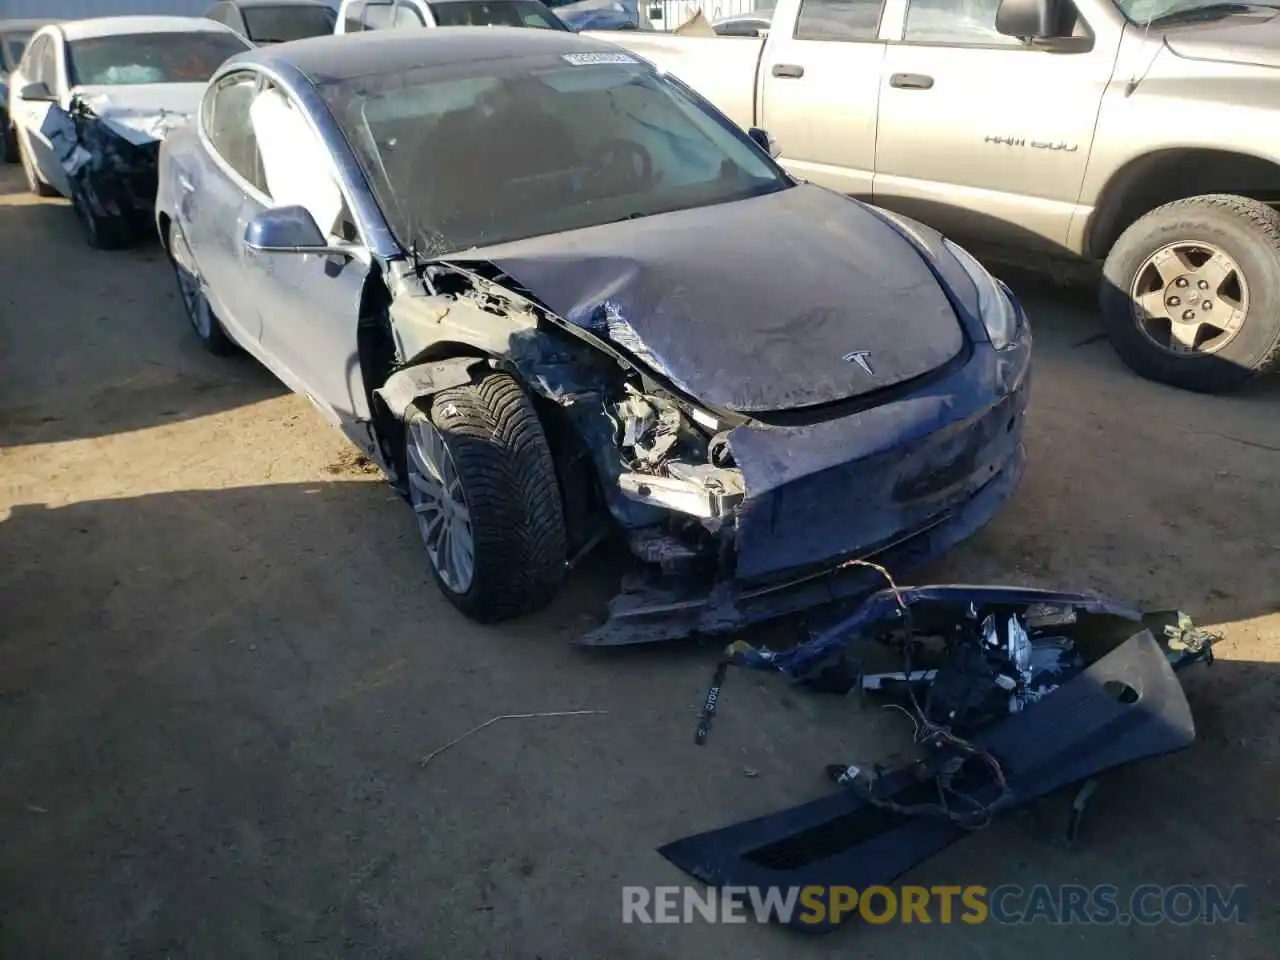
top-left (185, 69), bottom-right (266, 343)
top-left (872, 0), bottom-right (1120, 250)
top-left (757, 0), bottom-right (889, 198)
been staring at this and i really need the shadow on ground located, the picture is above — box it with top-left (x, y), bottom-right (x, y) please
top-left (0, 481), bottom-right (1276, 958)
top-left (0, 180), bottom-right (288, 447)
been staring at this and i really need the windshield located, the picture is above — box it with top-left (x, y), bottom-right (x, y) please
top-left (323, 53), bottom-right (789, 256)
top-left (428, 1), bottom-right (570, 29)
top-left (66, 31), bottom-right (249, 86)
top-left (243, 5), bottom-right (337, 42)
top-left (1113, 0), bottom-right (1280, 22)
top-left (2, 32), bottom-right (32, 72)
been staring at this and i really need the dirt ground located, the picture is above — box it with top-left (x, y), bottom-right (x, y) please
top-left (1, 163), bottom-right (1278, 960)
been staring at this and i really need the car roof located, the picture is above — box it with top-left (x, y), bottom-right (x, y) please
top-left (243, 25), bottom-right (623, 83)
top-left (58, 16), bottom-right (237, 43)
top-left (226, 0), bottom-right (335, 7)
top-left (0, 19), bottom-right (51, 33)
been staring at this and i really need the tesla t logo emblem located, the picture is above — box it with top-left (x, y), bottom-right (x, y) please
top-left (843, 350), bottom-right (875, 375)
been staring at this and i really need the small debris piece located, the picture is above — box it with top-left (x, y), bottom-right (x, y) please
top-left (419, 710), bottom-right (607, 767)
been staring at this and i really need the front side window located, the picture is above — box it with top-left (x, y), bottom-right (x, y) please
top-left (902, 0), bottom-right (1023, 45)
top-left (249, 85), bottom-right (346, 234)
top-left (243, 4), bottom-right (338, 42)
top-left (67, 31), bottom-right (249, 86)
top-left (794, 0), bottom-right (884, 41)
top-left (205, 73), bottom-right (264, 189)
top-left (323, 55), bottom-right (790, 256)
top-left (429, 1), bottom-right (570, 29)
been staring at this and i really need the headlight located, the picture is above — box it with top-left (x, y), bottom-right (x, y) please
top-left (943, 238), bottom-right (1020, 350)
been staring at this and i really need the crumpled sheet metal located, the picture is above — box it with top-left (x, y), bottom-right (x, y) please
top-left (42, 94), bottom-right (170, 222)
top-left (449, 184), bottom-right (963, 414)
top-left (731, 584), bottom-right (1142, 678)
top-left (659, 629), bottom-right (1197, 933)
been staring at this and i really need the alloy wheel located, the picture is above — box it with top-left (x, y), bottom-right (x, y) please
top-left (168, 223), bottom-right (213, 339)
top-left (406, 419), bottom-right (475, 594)
top-left (1129, 241), bottom-right (1249, 355)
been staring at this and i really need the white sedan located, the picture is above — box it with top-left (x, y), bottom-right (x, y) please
top-left (6, 15), bottom-right (248, 248)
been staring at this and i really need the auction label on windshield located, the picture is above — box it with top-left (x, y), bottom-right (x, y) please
top-left (562, 52), bottom-right (639, 66)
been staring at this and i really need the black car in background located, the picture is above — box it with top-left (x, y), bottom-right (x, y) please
top-left (204, 0), bottom-right (337, 44)
top-left (1, 18), bottom-right (48, 163)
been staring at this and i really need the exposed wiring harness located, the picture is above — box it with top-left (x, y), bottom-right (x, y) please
top-left (834, 559), bottom-right (1012, 830)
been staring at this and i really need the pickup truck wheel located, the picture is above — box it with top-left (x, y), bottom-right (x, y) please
top-left (404, 372), bottom-right (566, 622)
top-left (1100, 195), bottom-right (1280, 392)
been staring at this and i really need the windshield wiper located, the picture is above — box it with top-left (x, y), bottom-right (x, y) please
top-left (1145, 2), bottom-right (1280, 26)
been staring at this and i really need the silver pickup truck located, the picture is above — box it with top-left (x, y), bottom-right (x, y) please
top-left (601, 0), bottom-right (1280, 393)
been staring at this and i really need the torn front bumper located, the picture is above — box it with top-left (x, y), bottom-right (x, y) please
top-left (581, 327), bottom-right (1032, 646)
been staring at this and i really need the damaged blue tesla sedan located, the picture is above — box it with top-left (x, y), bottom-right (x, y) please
top-left (154, 28), bottom-right (1031, 644)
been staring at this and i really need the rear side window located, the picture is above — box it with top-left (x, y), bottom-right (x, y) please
top-left (67, 31), bottom-right (250, 86)
top-left (429, 0), bottom-right (569, 29)
top-left (2, 31), bottom-right (32, 71)
top-left (243, 4), bottom-right (338, 42)
top-left (363, 1), bottom-right (396, 27)
top-left (204, 72), bottom-right (266, 191)
top-left (393, 1), bottom-right (426, 26)
top-left (344, 0), bottom-right (367, 30)
top-left (794, 0), bottom-right (883, 41)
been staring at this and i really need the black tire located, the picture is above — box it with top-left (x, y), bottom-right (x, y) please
top-left (17, 131), bottom-right (57, 197)
top-left (1, 117), bottom-right (17, 164)
top-left (166, 220), bottom-right (234, 355)
top-left (406, 372), bottom-right (566, 622)
top-left (71, 183), bottom-right (135, 250)
top-left (1100, 194), bottom-right (1280, 393)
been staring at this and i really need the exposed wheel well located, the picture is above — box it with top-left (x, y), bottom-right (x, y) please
top-left (1087, 148), bottom-right (1280, 259)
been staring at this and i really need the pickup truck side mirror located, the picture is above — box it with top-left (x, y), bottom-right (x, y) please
top-left (747, 126), bottom-right (780, 159)
top-left (19, 81), bottom-right (56, 103)
top-left (995, 0), bottom-right (1066, 39)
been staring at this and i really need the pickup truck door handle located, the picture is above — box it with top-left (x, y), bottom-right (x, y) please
top-left (771, 63), bottom-right (805, 79)
top-left (890, 73), bottom-right (934, 90)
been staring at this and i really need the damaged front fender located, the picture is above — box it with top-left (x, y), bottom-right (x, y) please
top-left (44, 91), bottom-right (189, 241)
top-left (373, 356), bottom-right (488, 420)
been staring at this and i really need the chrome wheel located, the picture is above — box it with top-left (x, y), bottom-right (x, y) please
top-left (168, 223), bottom-right (213, 339)
top-left (1130, 241), bottom-right (1249, 355)
top-left (407, 419), bottom-right (475, 594)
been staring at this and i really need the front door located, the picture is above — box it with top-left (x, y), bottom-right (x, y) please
top-left (244, 83), bottom-right (370, 429)
top-left (14, 35), bottom-right (70, 195)
top-left (872, 0), bottom-right (1122, 251)
top-left (757, 0), bottom-right (888, 198)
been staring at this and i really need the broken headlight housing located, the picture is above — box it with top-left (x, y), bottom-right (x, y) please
top-left (943, 238), bottom-right (1020, 350)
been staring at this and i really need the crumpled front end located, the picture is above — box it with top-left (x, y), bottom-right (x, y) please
top-left (43, 89), bottom-right (191, 235)
top-left (583, 324), bottom-right (1031, 644)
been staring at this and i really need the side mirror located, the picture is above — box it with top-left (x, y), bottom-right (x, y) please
top-left (19, 81), bottom-right (55, 102)
top-left (715, 21), bottom-right (762, 37)
top-left (995, 0), bottom-right (1065, 38)
top-left (747, 126), bottom-right (780, 159)
top-left (244, 205), bottom-right (364, 259)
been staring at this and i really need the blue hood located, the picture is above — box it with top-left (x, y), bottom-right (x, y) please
top-left (452, 184), bottom-right (966, 413)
